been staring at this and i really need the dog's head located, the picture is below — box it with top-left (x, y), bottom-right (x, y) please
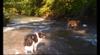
top-left (24, 34), bottom-right (38, 46)
top-left (24, 32), bottom-right (46, 46)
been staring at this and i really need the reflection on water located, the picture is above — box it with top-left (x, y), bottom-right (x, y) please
top-left (4, 20), bottom-right (97, 55)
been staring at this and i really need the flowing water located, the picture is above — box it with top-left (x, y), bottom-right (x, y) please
top-left (3, 19), bottom-right (97, 55)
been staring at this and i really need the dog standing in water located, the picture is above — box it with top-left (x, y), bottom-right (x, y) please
top-left (24, 32), bottom-right (46, 54)
top-left (67, 19), bottom-right (80, 30)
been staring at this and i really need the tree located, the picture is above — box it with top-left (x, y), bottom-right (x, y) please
top-left (3, 0), bottom-right (96, 20)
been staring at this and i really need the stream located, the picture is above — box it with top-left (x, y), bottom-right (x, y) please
top-left (3, 18), bottom-right (97, 55)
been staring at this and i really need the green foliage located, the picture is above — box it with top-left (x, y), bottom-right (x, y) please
top-left (3, 0), bottom-right (96, 21)
top-left (35, 0), bottom-right (54, 16)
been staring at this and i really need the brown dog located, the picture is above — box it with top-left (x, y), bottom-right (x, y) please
top-left (67, 19), bottom-right (80, 30)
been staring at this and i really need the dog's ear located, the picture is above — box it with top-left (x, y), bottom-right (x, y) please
top-left (77, 20), bottom-right (80, 23)
top-left (24, 34), bottom-right (30, 41)
top-left (67, 19), bottom-right (70, 22)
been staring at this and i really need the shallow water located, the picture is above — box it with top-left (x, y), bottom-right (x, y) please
top-left (3, 20), bottom-right (97, 55)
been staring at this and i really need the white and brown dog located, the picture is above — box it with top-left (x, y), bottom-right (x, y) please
top-left (24, 32), bottom-right (46, 54)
